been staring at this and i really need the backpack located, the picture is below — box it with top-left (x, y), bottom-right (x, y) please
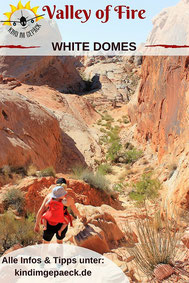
top-left (42, 199), bottom-right (73, 226)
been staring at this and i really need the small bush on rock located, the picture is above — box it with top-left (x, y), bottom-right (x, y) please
top-left (72, 166), bottom-right (110, 192)
top-left (27, 164), bottom-right (38, 176)
top-left (124, 148), bottom-right (143, 164)
top-left (0, 212), bottom-right (41, 254)
top-left (111, 148), bottom-right (143, 164)
top-left (113, 183), bottom-right (125, 194)
top-left (82, 170), bottom-right (110, 192)
top-left (129, 173), bottom-right (160, 204)
top-left (3, 188), bottom-right (25, 213)
top-left (102, 113), bottom-right (114, 122)
top-left (71, 165), bottom-right (88, 179)
top-left (97, 164), bottom-right (113, 175)
top-left (2, 165), bottom-right (11, 176)
top-left (106, 140), bottom-right (122, 162)
top-left (39, 167), bottom-right (55, 177)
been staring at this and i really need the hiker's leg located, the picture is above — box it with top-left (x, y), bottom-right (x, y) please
top-left (56, 225), bottom-right (68, 244)
top-left (43, 240), bottom-right (51, 244)
top-left (56, 239), bottom-right (63, 244)
top-left (57, 216), bottom-right (69, 237)
top-left (43, 222), bottom-right (55, 243)
top-left (57, 223), bottom-right (67, 237)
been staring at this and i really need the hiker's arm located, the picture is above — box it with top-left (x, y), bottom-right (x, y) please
top-left (67, 196), bottom-right (87, 224)
top-left (34, 195), bottom-right (49, 233)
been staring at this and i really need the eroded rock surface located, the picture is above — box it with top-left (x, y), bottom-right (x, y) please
top-left (0, 89), bottom-right (86, 172)
top-left (128, 56), bottom-right (189, 210)
top-left (0, 56), bottom-right (85, 93)
top-left (66, 204), bottom-right (125, 254)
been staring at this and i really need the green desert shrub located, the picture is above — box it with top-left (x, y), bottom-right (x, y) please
top-left (102, 113), bottom-right (114, 122)
top-left (105, 125), bottom-right (142, 164)
top-left (123, 148), bottom-right (143, 164)
top-left (113, 183), bottom-right (125, 194)
top-left (97, 164), bottom-right (113, 175)
top-left (16, 217), bottom-right (41, 247)
top-left (122, 115), bottom-right (130, 124)
top-left (104, 126), bottom-right (122, 162)
top-left (0, 166), bottom-right (26, 185)
top-left (39, 166), bottom-right (55, 177)
top-left (99, 125), bottom-right (120, 148)
top-left (129, 174), bottom-right (160, 204)
top-left (3, 188), bottom-right (25, 213)
top-left (107, 126), bottom-right (120, 142)
top-left (109, 147), bottom-right (143, 164)
top-left (82, 170), bottom-right (110, 192)
top-left (106, 140), bottom-right (122, 162)
top-left (72, 166), bottom-right (110, 192)
top-left (0, 212), bottom-right (41, 254)
top-left (71, 165), bottom-right (87, 179)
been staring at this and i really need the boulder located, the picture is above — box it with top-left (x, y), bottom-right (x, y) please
top-left (0, 89), bottom-right (86, 173)
top-left (154, 264), bottom-right (174, 281)
top-left (73, 224), bottom-right (110, 254)
top-left (66, 205), bottom-right (125, 254)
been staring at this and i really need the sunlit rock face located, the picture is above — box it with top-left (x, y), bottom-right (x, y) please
top-left (128, 56), bottom-right (189, 210)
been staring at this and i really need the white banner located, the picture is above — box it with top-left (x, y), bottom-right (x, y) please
top-left (0, 244), bottom-right (129, 283)
top-left (0, 0), bottom-right (188, 55)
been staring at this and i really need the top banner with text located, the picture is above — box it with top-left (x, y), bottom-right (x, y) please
top-left (0, 0), bottom-right (188, 55)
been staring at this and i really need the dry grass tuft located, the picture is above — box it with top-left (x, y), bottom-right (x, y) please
top-left (27, 164), bottom-right (38, 176)
top-left (123, 208), bottom-right (184, 279)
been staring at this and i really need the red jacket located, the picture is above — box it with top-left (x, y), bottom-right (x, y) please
top-left (42, 199), bottom-right (73, 226)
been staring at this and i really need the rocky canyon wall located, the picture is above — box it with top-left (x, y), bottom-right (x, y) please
top-left (129, 56), bottom-right (189, 211)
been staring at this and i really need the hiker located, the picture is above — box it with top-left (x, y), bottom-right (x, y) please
top-left (34, 178), bottom-right (86, 244)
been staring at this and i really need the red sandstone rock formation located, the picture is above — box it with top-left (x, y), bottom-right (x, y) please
top-left (0, 55), bottom-right (102, 168)
top-left (66, 179), bottom-right (120, 209)
top-left (67, 204), bottom-right (125, 254)
top-left (14, 85), bottom-right (102, 167)
top-left (129, 57), bottom-right (188, 159)
top-left (128, 56), bottom-right (189, 210)
top-left (0, 89), bottom-right (86, 172)
top-left (0, 176), bottom-right (120, 214)
top-left (19, 177), bottom-right (120, 213)
top-left (0, 75), bottom-right (21, 90)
